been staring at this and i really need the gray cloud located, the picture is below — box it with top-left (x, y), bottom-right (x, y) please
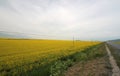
top-left (0, 0), bottom-right (120, 40)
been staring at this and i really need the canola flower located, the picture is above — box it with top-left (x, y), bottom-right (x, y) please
top-left (0, 39), bottom-right (100, 75)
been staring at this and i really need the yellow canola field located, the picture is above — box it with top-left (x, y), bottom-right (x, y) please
top-left (0, 39), bottom-right (100, 75)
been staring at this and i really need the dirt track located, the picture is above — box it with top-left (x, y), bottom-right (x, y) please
top-left (105, 45), bottom-right (120, 76)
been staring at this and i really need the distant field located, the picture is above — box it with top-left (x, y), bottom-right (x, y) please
top-left (115, 42), bottom-right (120, 44)
top-left (0, 39), bottom-right (100, 76)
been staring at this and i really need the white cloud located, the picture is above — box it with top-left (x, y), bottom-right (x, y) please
top-left (0, 0), bottom-right (120, 40)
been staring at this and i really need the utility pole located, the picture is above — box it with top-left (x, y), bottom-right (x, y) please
top-left (73, 36), bottom-right (75, 47)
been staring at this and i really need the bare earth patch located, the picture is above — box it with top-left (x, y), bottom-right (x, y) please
top-left (64, 57), bottom-right (112, 76)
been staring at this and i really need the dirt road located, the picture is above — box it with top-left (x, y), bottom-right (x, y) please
top-left (105, 45), bottom-right (120, 76)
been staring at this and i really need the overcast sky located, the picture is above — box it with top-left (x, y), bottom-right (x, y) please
top-left (0, 0), bottom-right (120, 40)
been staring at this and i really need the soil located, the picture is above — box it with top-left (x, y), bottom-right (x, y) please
top-left (64, 57), bottom-right (112, 76)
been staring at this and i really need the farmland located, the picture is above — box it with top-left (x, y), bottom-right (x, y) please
top-left (116, 42), bottom-right (120, 44)
top-left (0, 39), bottom-right (100, 76)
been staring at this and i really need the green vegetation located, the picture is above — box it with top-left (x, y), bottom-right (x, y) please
top-left (50, 44), bottom-right (106, 76)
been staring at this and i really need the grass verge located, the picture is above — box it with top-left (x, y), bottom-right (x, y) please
top-left (50, 43), bottom-right (109, 76)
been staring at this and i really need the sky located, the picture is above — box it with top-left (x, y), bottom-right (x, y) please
top-left (0, 0), bottom-right (120, 41)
